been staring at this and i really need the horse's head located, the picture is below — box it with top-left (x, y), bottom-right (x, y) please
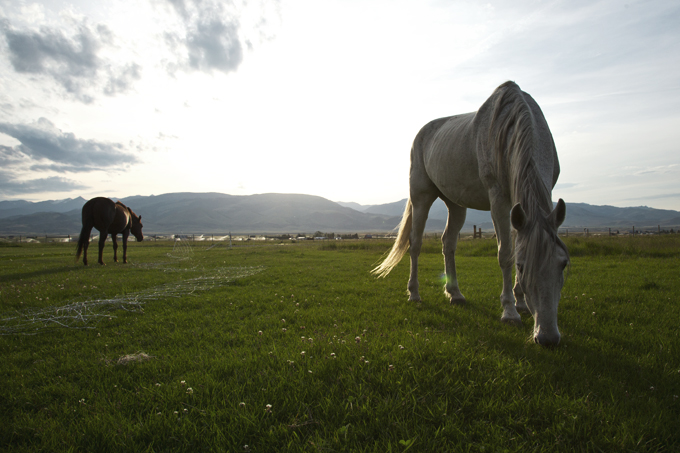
top-left (511, 199), bottom-right (568, 347)
top-left (129, 210), bottom-right (144, 242)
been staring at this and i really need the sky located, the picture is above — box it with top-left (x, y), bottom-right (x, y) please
top-left (0, 0), bottom-right (679, 210)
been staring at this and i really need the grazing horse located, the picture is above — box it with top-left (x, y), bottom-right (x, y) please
top-left (373, 81), bottom-right (569, 346)
top-left (75, 197), bottom-right (144, 266)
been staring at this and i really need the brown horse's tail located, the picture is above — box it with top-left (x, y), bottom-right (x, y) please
top-left (371, 198), bottom-right (412, 278)
top-left (75, 201), bottom-right (93, 262)
top-left (74, 227), bottom-right (88, 262)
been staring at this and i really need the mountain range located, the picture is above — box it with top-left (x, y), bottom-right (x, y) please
top-left (0, 192), bottom-right (678, 235)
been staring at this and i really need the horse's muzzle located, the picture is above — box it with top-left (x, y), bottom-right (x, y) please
top-left (534, 330), bottom-right (561, 347)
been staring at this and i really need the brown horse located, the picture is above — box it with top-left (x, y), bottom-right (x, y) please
top-left (75, 197), bottom-right (144, 266)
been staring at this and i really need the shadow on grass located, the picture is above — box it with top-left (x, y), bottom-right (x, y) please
top-left (0, 265), bottom-right (79, 283)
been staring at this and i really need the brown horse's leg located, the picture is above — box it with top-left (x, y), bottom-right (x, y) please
top-left (83, 236), bottom-right (90, 266)
top-left (98, 233), bottom-right (108, 265)
top-left (112, 235), bottom-right (119, 262)
top-left (122, 231), bottom-right (129, 263)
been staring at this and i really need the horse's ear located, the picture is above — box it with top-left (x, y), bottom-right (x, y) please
top-left (511, 203), bottom-right (527, 231)
top-left (549, 199), bottom-right (566, 229)
top-left (139, 215), bottom-right (142, 221)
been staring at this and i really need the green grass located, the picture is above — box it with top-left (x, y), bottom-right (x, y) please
top-left (1, 236), bottom-right (679, 451)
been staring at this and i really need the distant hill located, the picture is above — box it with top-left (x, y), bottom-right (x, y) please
top-left (0, 192), bottom-right (678, 235)
top-left (0, 197), bottom-right (86, 219)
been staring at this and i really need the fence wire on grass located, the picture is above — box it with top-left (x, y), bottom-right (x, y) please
top-left (167, 234), bottom-right (195, 260)
top-left (0, 266), bottom-right (265, 335)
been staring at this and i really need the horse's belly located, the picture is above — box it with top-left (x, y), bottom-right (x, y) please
top-left (437, 178), bottom-right (491, 211)
top-left (424, 130), bottom-right (490, 210)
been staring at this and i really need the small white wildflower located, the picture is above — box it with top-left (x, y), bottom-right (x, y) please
top-left (258, 331), bottom-right (263, 335)
top-left (180, 380), bottom-right (186, 386)
top-left (355, 336), bottom-right (361, 343)
top-left (388, 364), bottom-right (395, 371)
top-left (330, 353), bottom-right (336, 358)
top-left (301, 351), bottom-right (306, 356)
top-left (239, 402), bottom-right (246, 408)
top-left (155, 383), bottom-right (161, 387)
top-left (282, 328), bottom-right (287, 332)
top-left (183, 408), bottom-right (188, 413)
top-left (186, 387), bottom-right (193, 394)
top-left (399, 345), bottom-right (405, 350)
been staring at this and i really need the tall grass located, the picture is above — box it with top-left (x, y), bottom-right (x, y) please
top-left (1, 236), bottom-right (679, 451)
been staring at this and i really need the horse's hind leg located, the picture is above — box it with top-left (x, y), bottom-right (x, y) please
top-left (441, 199), bottom-right (467, 304)
top-left (122, 231), bottom-right (129, 263)
top-left (112, 235), bottom-right (119, 263)
top-left (82, 227), bottom-right (92, 266)
top-left (407, 192), bottom-right (437, 301)
top-left (98, 233), bottom-right (108, 265)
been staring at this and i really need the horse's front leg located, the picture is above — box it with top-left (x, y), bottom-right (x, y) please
top-left (98, 233), bottom-right (108, 266)
top-left (442, 201), bottom-right (467, 304)
top-left (122, 231), bottom-right (129, 263)
top-left (513, 275), bottom-right (530, 313)
top-left (490, 197), bottom-right (521, 325)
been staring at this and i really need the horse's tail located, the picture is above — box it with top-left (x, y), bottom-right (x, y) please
top-left (371, 198), bottom-right (412, 278)
top-left (75, 202), bottom-right (93, 262)
top-left (74, 227), bottom-right (88, 263)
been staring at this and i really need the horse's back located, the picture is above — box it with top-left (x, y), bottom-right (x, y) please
top-left (83, 197), bottom-right (116, 231)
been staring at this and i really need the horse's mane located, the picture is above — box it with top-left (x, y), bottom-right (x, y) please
top-left (489, 81), bottom-right (553, 215)
top-left (489, 81), bottom-right (569, 289)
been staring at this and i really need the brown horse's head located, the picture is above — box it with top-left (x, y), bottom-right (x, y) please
top-left (129, 209), bottom-right (144, 242)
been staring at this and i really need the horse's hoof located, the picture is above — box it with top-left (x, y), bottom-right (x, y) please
top-left (501, 316), bottom-right (523, 327)
top-left (445, 290), bottom-right (466, 305)
top-left (515, 304), bottom-right (531, 315)
top-left (449, 296), bottom-right (467, 305)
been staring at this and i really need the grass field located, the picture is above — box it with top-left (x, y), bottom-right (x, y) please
top-left (1, 235), bottom-right (679, 452)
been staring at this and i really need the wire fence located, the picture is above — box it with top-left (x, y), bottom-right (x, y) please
top-left (1, 224), bottom-right (678, 244)
top-left (0, 265), bottom-right (265, 335)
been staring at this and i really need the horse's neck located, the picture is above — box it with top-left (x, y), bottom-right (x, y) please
top-left (514, 168), bottom-right (553, 219)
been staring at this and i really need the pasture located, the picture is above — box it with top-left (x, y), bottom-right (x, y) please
top-left (1, 236), bottom-right (679, 451)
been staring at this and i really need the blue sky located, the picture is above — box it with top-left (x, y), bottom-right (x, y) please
top-left (1, 0), bottom-right (679, 209)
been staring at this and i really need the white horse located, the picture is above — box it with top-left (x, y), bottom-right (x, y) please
top-left (373, 81), bottom-right (569, 347)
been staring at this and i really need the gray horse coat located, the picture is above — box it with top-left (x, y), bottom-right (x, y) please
top-left (374, 81), bottom-right (569, 346)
